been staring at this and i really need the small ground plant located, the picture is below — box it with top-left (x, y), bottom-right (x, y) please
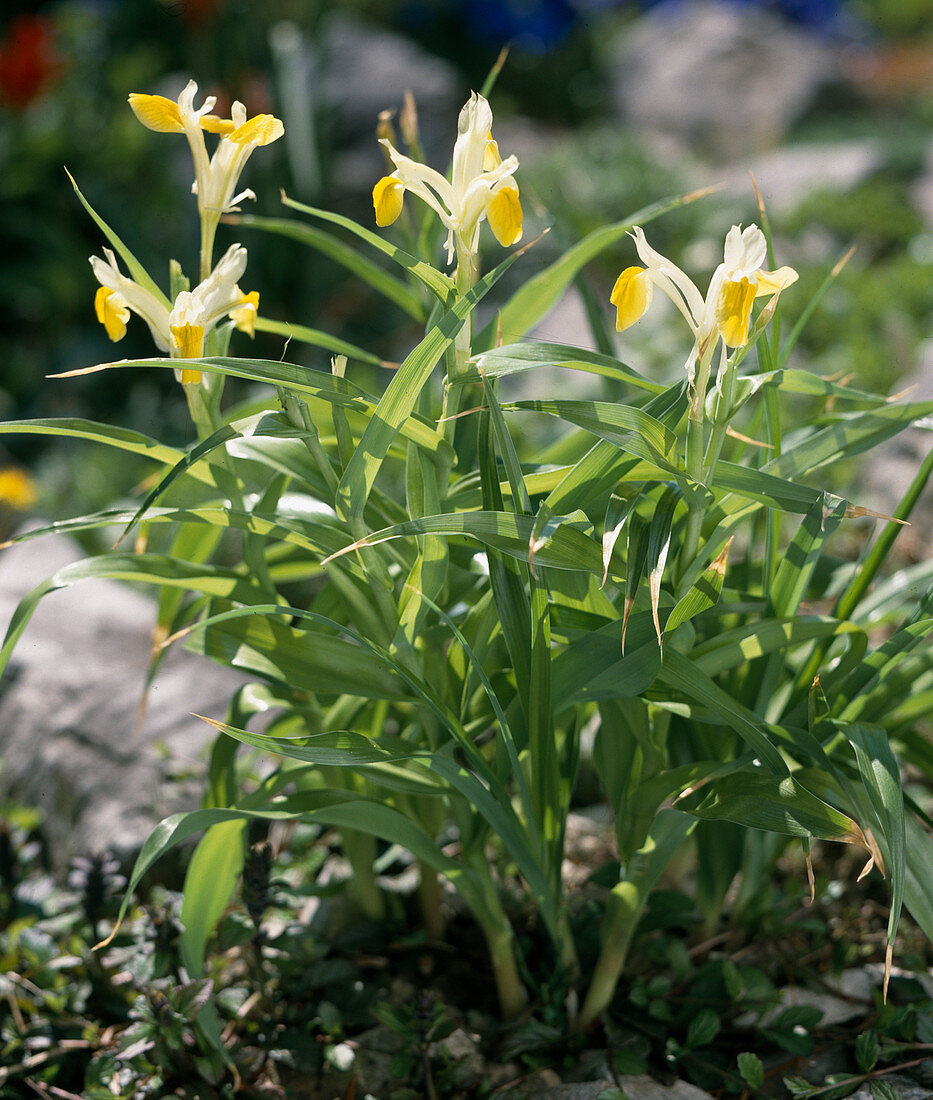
top-left (3, 70), bottom-right (933, 1095)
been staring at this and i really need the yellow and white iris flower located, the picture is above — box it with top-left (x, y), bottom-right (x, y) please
top-left (128, 80), bottom-right (283, 272)
top-left (91, 243), bottom-right (258, 385)
top-left (611, 224), bottom-right (797, 375)
top-left (373, 91), bottom-right (522, 271)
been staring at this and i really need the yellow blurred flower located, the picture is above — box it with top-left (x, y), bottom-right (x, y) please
top-left (0, 467), bottom-right (37, 509)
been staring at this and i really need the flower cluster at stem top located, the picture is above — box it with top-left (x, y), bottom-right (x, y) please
top-left (373, 91), bottom-right (523, 276)
top-left (611, 224), bottom-right (798, 380)
top-left (89, 80), bottom-right (283, 385)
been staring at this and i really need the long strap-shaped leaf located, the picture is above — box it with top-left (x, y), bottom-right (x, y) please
top-left (279, 194), bottom-right (457, 307)
top-left (68, 170), bottom-right (170, 308)
top-left (0, 418), bottom-right (207, 482)
top-left (325, 509), bottom-right (609, 574)
top-left (481, 189), bottom-right (711, 347)
top-left (53, 358), bottom-right (453, 465)
top-left (178, 601), bottom-right (563, 937)
top-left (335, 251), bottom-right (522, 524)
top-left (463, 342), bottom-right (664, 394)
top-left (0, 552), bottom-right (274, 678)
top-left (232, 214), bottom-right (427, 319)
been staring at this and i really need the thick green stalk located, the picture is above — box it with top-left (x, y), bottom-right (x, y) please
top-left (341, 829), bottom-right (386, 922)
top-left (702, 353), bottom-right (737, 482)
top-left (577, 880), bottom-right (641, 1030)
top-left (578, 811), bottom-right (694, 1031)
top-left (468, 853), bottom-right (527, 1020)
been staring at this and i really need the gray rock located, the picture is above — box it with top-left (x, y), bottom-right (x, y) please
top-left (713, 140), bottom-right (882, 217)
top-left (0, 527), bottom-right (245, 865)
top-left (322, 12), bottom-right (463, 168)
top-left (609, 1), bottom-right (837, 159)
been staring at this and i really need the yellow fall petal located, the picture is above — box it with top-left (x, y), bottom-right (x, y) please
top-left (127, 93), bottom-right (184, 133)
top-left (373, 175), bottom-right (405, 227)
top-left (610, 266), bottom-right (649, 331)
top-left (94, 286), bottom-right (129, 342)
top-left (170, 322), bottom-right (205, 379)
top-left (201, 114), bottom-right (236, 135)
top-left (486, 185), bottom-right (523, 247)
top-left (230, 291), bottom-right (259, 336)
top-left (754, 265), bottom-right (798, 297)
top-left (717, 276), bottom-right (757, 347)
top-left (228, 113), bottom-right (284, 147)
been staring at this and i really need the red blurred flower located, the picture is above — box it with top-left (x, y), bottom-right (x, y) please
top-left (0, 15), bottom-right (61, 110)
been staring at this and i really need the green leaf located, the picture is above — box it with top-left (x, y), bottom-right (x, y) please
top-left (335, 251), bottom-right (519, 522)
top-left (465, 341), bottom-right (663, 393)
top-left (0, 418), bottom-right (206, 482)
top-left (686, 1008), bottom-right (721, 1049)
top-left (0, 553), bottom-right (271, 680)
top-left (769, 496), bottom-right (847, 617)
top-left (232, 213), bottom-right (427, 319)
top-left (665, 538), bottom-right (730, 634)
top-left (847, 723), bottom-right (905, 951)
top-left (179, 820), bottom-right (246, 975)
top-left (278, 195), bottom-right (456, 306)
top-left (191, 611), bottom-right (406, 700)
top-left (196, 722), bottom-right (423, 767)
top-left (55, 362), bottom-right (452, 463)
top-left (855, 1030), bottom-right (880, 1073)
top-left (486, 190), bottom-right (708, 345)
top-left (870, 1082), bottom-right (901, 1100)
top-left (737, 1052), bottom-right (764, 1090)
top-left (689, 771), bottom-right (860, 843)
top-left (783, 1075), bottom-right (817, 1098)
top-left (68, 170), bottom-right (170, 308)
top-left (713, 460), bottom-right (844, 515)
top-left (507, 398), bottom-right (679, 471)
top-left (326, 509), bottom-right (608, 575)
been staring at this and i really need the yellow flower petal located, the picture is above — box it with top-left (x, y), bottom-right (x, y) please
top-left (373, 175), bottom-right (405, 227)
top-left (610, 266), bottom-right (650, 331)
top-left (484, 136), bottom-right (501, 171)
top-left (228, 114), bottom-right (284, 147)
top-left (230, 291), bottom-right (259, 336)
top-left (754, 265), bottom-right (798, 297)
top-left (94, 286), bottom-right (129, 342)
top-left (127, 93), bottom-right (184, 133)
top-left (486, 185), bottom-right (522, 247)
top-left (0, 468), bottom-right (37, 510)
top-left (201, 114), bottom-right (236, 135)
top-left (717, 276), bottom-right (757, 347)
top-left (170, 322), bottom-right (205, 362)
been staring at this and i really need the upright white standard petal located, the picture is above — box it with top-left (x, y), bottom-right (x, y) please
top-left (372, 91), bottom-right (522, 271)
top-left (194, 99), bottom-right (285, 220)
